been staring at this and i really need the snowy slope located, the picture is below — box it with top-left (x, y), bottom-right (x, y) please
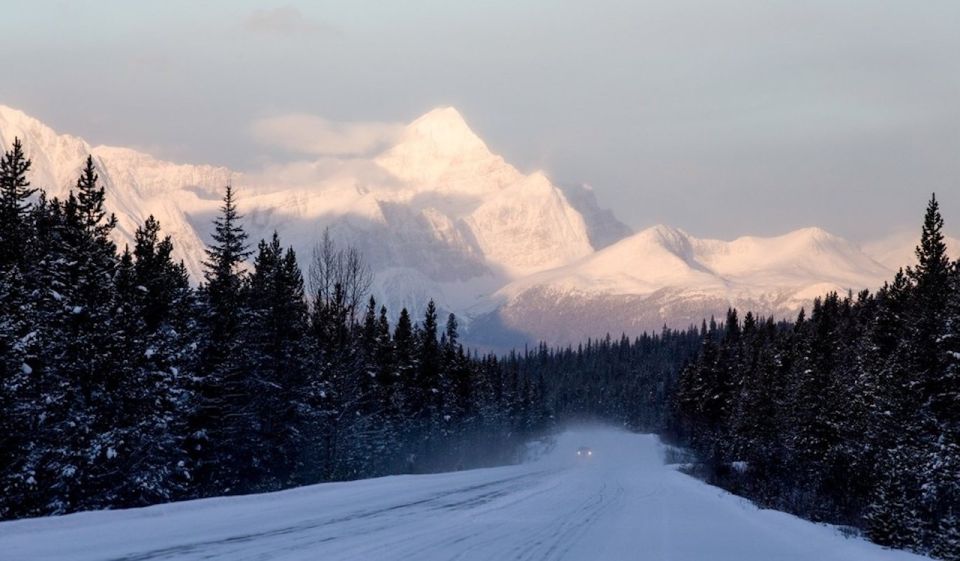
top-left (476, 225), bottom-right (894, 345)
top-left (0, 428), bottom-right (929, 561)
top-left (501, 225), bottom-right (890, 299)
top-left (557, 182), bottom-right (633, 250)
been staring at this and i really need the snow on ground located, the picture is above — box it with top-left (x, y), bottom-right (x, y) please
top-left (0, 428), bottom-right (930, 561)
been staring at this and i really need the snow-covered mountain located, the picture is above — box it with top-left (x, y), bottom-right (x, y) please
top-left (468, 225), bottom-right (893, 345)
top-left (0, 104), bottom-right (898, 346)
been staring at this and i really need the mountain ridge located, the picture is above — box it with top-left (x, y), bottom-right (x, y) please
top-left (469, 223), bottom-right (893, 345)
top-left (0, 103), bottom-right (918, 346)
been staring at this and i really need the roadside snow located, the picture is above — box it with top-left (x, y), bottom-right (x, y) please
top-left (0, 428), bottom-right (930, 561)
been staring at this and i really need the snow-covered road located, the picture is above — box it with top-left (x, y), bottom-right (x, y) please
top-left (0, 428), bottom-right (929, 561)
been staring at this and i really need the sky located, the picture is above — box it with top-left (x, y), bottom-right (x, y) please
top-left (2, 0), bottom-right (958, 242)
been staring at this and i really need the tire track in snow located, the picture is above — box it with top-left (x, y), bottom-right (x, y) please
top-left (105, 469), bottom-right (555, 561)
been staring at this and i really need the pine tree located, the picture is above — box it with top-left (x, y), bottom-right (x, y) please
top-left (419, 300), bottom-right (441, 415)
top-left (0, 264), bottom-right (36, 518)
top-left (202, 185), bottom-right (250, 326)
top-left (242, 232), bottom-right (309, 490)
top-left (52, 158), bottom-right (122, 512)
top-left (908, 194), bottom-right (952, 396)
top-left (863, 272), bottom-right (922, 546)
top-left (189, 184), bottom-right (252, 495)
top-left (111, 218), bottom-right (194, 507)
top-left (938, 261), bottom-right (960, 560)
top-left (0, 139), bottom-right (36, 517)
top-left (905, 194), bottom-right (956, 550)
top-left (442, 313), bottom-right (473, 465)
top-left (75, 157), bottom-right (117, 243)
top-left (133, 216), bottom-right (192, 330)
top-left (0, 137), bottom-right (36, 267)
top-left (393, 308), bottom-right (418, 470)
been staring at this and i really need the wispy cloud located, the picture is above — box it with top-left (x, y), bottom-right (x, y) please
top-left (249, 113), bottom-right (404, 157)
top-left (242, 6), bottom-right (339, 37)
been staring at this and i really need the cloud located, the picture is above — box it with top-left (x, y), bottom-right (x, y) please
top-left (245, 158), bottom-right (402, 191)
top-left (242, 6), bottom-right (339, 36)
top-left (249, 113), bottom-right (405, 157)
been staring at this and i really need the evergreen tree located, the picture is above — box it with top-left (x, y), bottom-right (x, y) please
top-left (0, 264), bottom-right (36, 518)
top-left (75, 156), bottom-right (117, 243)
top-left (0, 137), bottom-right (35, 267)
top-left (908, 194), bottom-right (952, 406)
top-left (189, 185), bottom-right (252, 495)
top-left (109, 243), bottom-right (191, 508)
top-left (242, 232), bottom-right (309, 489)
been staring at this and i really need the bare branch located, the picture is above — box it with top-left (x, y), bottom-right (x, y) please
top-left (308, 227), bottom-right (373, 323)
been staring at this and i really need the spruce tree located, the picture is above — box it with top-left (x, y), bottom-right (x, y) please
top-left (202, 185), bottom-right (250, 328)
top-left (0, 137), bottom-right (36, 267)
top-left (0, 138), bottom-right (36, 516)
top-left (75, 157), bottom-right (117, 242)
top-left (113, 218), bottom-right (193, 507)
top-left (189, 184), bottom-right (252, 495)
top-left (52, 158), bottom-right (121, 513)
top-left (242, 232), bottom-right (309, 489)
top-left (0, 264), bottom-right (36, 518)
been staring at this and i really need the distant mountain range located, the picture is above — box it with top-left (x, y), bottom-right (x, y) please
top-left (2, 104), bottom-right (952, 347)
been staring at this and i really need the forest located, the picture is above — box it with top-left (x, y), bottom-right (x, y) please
top-left (671, 195), bottom-right (960, 559)
top-left (1, 137), bottom-right (958, 559)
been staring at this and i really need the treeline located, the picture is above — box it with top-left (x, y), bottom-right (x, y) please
top-left (0, 139), bottom-right (549, 520)
top-left (508, 331), bottom-right (703, 432)
top-left (672, 196), bottom-right (960, 559)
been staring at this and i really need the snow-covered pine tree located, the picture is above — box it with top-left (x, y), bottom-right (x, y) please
top-left (0, 138), bottom-right (37, 517)
top-left (189, 184), bottom-right (252, 496)
top-left (22, 157), bottom-right (121, 514)
top-left (6, 193), bottom-right (72, 518)
top-left (351, 296), bottom-right (391, 476)
top-left (106, 216), bottom-right (194, 507)
top-left (372, 304), bottom-right (404, 471)
top-left (0, 263), bottom-right (36, 519)
top-left (906, 194), bottom-right (955, 550)
top-left (442, 313), bottom-right (474, 467)
top-left (415, 301), bottom-right (442, 468)
top-left (242, 232), bottom-right (310, 490)
top-left (392, 307), bottom-right (419, 470)
top-left (0, 137), bottom-right (36, 268)
top-left (933, 259), bottom-right (960, 559)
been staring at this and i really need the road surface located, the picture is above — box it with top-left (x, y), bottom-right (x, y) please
top-left (0, 428), bottom-right (929, 561)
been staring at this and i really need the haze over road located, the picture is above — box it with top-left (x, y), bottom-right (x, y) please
top-left (0, 428), bottom-right (928, 561)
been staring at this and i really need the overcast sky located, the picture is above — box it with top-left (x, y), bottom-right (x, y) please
top-left (2, 0), bottom-right (958, 241)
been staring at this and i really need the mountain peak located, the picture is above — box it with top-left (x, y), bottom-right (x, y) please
top-left (410, 106), bottom-right (470, 130)
top-left (398, 106), bottom-right (487, 155)
top-left (779, 226), bottom-right (833, 241)
top-left (375, 107), bottom-right (511, 189)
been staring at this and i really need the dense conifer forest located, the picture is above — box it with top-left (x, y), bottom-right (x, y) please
top-left (671, 196), bottom-right (960, 559)
top-left (1, 137), bottom-right (957, 558)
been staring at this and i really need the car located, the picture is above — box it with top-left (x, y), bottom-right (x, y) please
top-left (576, 446), bottom-right (593, 458)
